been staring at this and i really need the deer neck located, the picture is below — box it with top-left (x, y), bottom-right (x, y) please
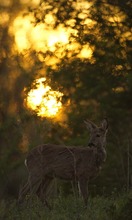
top-left (95, 145), bottom-right (106, 167)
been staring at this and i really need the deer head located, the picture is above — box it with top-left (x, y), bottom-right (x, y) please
top-left (84, 118), bottom-right (108, 148)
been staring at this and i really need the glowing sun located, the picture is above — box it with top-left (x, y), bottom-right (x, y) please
top-left (25, 78), bottom-right (63, 117)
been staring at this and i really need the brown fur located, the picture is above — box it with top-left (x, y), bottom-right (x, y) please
top-left (18, 119), bottom-right (108, 207)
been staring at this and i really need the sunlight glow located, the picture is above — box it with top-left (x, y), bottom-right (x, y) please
top-left (0, 12), bottom-right (9, 25)
top-left (10, 15), bottom-right (34, 52)
top-left (20, 0), bottom-right (41, 6)
top-left (0, 0), bottom-right (11, 7)
top-left (112, 87), bottom-right (125, 93)
top-left (10, 0), bottom-right (95, 67)
top-left (73, 0), bottom-right (93, 11)
top-left (102, 4), bottom-right (127, 24)
top-left (25, 78), bottom-right (63, 117)
top-left (8, 0), bottom-right (128, 118)
top-left (78, 45), bottom-right (94, 59)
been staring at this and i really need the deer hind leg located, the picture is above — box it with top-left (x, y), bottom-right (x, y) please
top-left (18, 180), bottom-right (30, 204)
top-left (36, 177), bottom-right (53, 209)
top-left (18, 173), bottom-right (42, 204)
top-left (78, 178), bottom-right (88, 207)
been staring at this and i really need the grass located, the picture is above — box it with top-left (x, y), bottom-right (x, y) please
top-left (0, 191), bottom-right (132, 220)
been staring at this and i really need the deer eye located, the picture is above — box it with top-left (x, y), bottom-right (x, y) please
top-left (96, 134), bottom-right (100, 137)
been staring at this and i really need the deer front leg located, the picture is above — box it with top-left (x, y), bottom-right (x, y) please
top-left (36, 177), bottom-right (53, 209)
top-left (78, 178), bottom-right (88, 207)
top-left (71, 180), bottom-right (79, 199)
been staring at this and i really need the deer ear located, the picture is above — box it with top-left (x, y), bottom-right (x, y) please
top-left (84, 120), bottom-right (97, 131)
top-left (101, 118), bottom-right (108, 131)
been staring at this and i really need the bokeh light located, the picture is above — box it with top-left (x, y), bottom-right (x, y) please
top-left (24, 78), bottom-right (63, 118)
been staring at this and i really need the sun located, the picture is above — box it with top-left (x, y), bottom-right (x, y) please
top-left (25, 78), bottom-right (63, 117)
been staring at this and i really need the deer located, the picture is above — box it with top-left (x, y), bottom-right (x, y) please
top-left (18, 118), bottom-right (108, 208)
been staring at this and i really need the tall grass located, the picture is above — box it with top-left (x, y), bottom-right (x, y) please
top-left (0, 191), bottom-right (132, 220)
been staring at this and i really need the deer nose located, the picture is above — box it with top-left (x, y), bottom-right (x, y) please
top-left (88, 142), bottom-right (95, 147)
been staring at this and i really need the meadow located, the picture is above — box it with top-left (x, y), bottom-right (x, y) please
top-left (0, 190), bottom-right (132, 220)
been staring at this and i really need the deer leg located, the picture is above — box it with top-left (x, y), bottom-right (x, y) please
top-left (36, 177), bottom-right (53, 209)
top-left (19, 173), bottom-right (42, 203)
top-left (78, 178), bottom-right (88, 207)
top-left (18, 179), bottom-right (30, 204)
top-left (71, 180), bottom-right (79, 199)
